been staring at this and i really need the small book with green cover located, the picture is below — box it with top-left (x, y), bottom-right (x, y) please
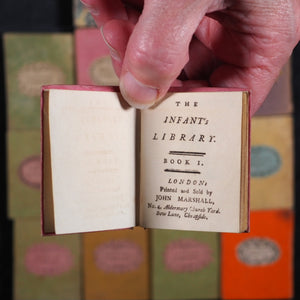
top-left (4, 33), bottom-right (74, 129)
top-left (13, 218), bottom-right (82, 300)
top-left (151, 229), bottom-right (220, 299)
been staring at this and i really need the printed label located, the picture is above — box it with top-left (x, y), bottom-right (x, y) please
top-left (17, 61), bottom-right (65, 96)
top-left (89, 56), bottom-right (119, 86)
top-left (237, 237), bottom-right (281, 266)
top-left (25, 243), bottom-right (73, 276)
top-left (164, 238), bottom-right (213, 272)
top-left (18, 155), bottom-right (41, 189)
top-left (251, 145), bottom-right (281, 177)
top-left (94, 240), bottom-right (143, 273)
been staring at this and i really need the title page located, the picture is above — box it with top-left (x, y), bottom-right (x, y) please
top-left (140, 91), bottom-right (244, 232)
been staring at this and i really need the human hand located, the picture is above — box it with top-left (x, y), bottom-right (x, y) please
top-left (81, 0), bottom-right (300, 115)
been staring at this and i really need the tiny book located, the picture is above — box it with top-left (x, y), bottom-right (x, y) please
top-left (41, 85), bottom-right (250, 235)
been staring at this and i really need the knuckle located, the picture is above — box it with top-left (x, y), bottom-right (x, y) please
top-left (131, 41), bottom-right (186, 82)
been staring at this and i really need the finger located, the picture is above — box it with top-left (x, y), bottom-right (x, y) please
top-left (210, 64), bottom-right (280, 116)
top-left (119, 0), bottom-right (225, 108)
top-left (183, 37), bottom-right (220, 80)
top-left (80, 0), bottom-right (128, 27)
top-left (101, 20), bottom-right (134, 77)
top-left (196, 13), bottom-right (297, 115)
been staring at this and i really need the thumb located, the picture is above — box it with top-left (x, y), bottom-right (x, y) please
top-left (119, 0), bottom-right (225, 108)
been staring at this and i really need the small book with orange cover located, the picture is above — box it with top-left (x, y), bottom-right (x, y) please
top-left (221, 210), bottom-right (294, 299)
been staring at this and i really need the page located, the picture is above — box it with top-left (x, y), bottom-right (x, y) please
top-left (139, 91), bottom-right (246, 232)
top-left (46, 89), bottom-right (136, 234)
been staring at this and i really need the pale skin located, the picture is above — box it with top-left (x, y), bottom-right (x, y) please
top-left (81, 0), bottom-right (300, 115)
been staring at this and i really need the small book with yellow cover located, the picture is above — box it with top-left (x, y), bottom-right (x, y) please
top-left (250, 115), bottom-right (294, 210)
top-left (83, 227), bottom-right (150, 300)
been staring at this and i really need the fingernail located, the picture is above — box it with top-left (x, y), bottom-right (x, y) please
top-left (120, 72), bottom-right (158, 109)
top-left (100, 27), bottom-right (121, 62)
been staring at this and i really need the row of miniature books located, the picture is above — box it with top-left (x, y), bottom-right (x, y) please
top-left (14, 211), bottom-right (294, 300)
top-left (4, 31), bottom-right (295, 300)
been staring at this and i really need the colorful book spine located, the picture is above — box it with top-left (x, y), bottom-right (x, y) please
top-left (151, 229), bottom-right (220, 299)
top-left (83, 227), bottom-right (150, 300)
top-left (250, 115), bottom-right (294, 210)
top-left (221, 210), bottom-right (294, 299)
top-left (13, 218), bottom-right (82, 300)
top-left (75, 28), bottom-right (119, 86)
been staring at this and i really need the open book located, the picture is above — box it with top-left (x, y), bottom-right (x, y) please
top-left (41, 85), bottom-right (250, 235)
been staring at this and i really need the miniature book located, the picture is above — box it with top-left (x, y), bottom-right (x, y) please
top-left (250, 115), bottom-right (294, 210)
top-left (221, 210), bottom-right (294, 299)
top-left (41, 85), bottom-right (250, 235)
top-left (151, 229), bottom-right (220, 299)
top-left (83, 227), bottom-right (150, 300)
top-left (4, 33), bottom-right (74, 129)
top-left (14, 218), bottom-right (81, 300)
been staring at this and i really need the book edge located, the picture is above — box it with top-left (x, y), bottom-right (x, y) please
top-left (239, 91), bottom-right (251, 233)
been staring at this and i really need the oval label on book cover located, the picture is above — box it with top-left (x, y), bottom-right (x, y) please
top-left (94, 240), bottom-right (143, 273)
top-left (251, 145), bottom-right (282, 177)
top-left (17, 61), bottom-right (65, 96)
top-left (237, 237), bottom-right (281, 266)
top-left (25, 243), bottom-right (74, 276)
top-left (18, 155), bottom-right (41, 189)
top-left (89, 56), bottom-right (119, 86)
top-left (164, 238), bottom-right (213, 272)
